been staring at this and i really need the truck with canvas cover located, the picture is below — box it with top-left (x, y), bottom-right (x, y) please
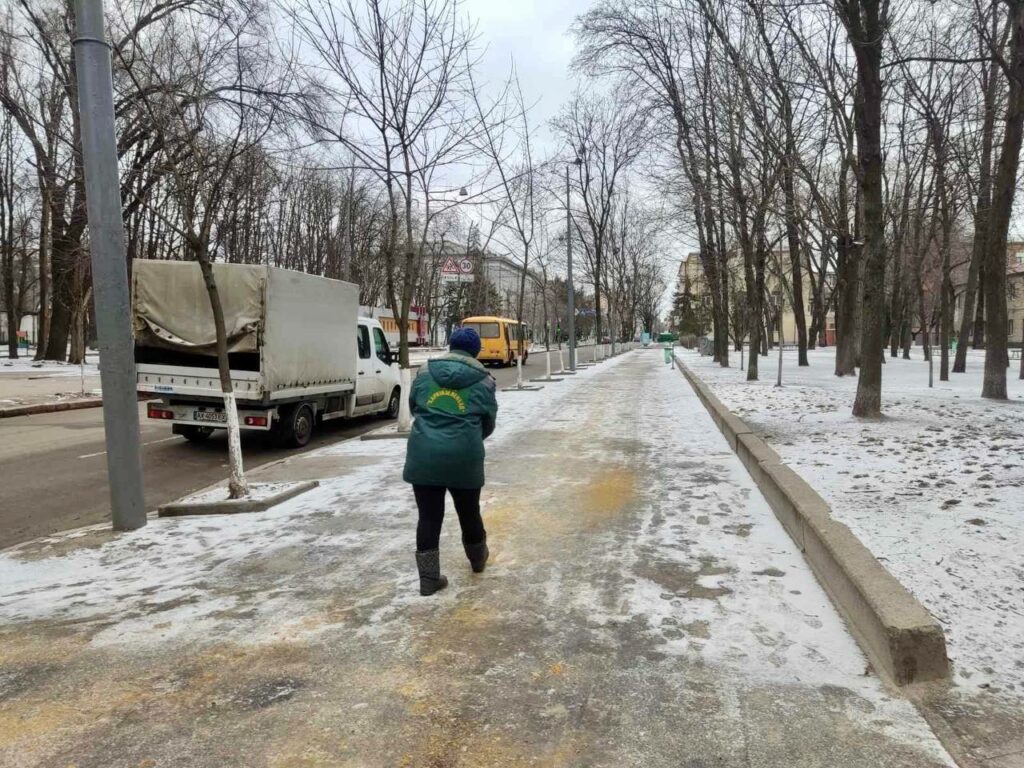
top-left (133, 260), bottom-right (401, 447)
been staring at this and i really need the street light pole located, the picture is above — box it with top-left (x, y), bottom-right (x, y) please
top-left (73, 0), bottom-right (146, 531)
top-left (776, 291), bottom-right (784, 388)
top-left (566, 162), bottom-right (578, 371)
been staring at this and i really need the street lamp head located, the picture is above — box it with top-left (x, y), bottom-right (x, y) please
top-left (458, 187), bottom-right (468, 197)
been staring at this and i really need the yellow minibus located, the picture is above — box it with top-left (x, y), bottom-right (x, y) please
top-left (460, 316), bottom-right (529, 367)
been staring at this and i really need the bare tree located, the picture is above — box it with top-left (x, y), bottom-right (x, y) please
top-left (122, 0), bottom-right (293, 497)
top-left (291, 0), bottom-right (477, 367)
top-left (553, 83), bottom-right (645, 348)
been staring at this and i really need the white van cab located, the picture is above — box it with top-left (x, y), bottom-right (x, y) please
top-left (353, 316), bottom-right (403, 419)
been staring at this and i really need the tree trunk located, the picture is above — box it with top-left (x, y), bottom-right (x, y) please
top-left (973, 266), bottom-right (986, 348)
top-left (834, 235), bottom-right (858, 375)
top-left (981, 1), bottom-right (1024, 400)
top-left (43, 240), bottom-right (76, 361)
top-left (782, 169), bottom-right (809, 366)
top-left (196, 256), bottom-right (248, 498)
top-left (34, 186), bottom-right (51, 360)
top-left (955, 73), bottom-right (997, 371)
top-left (848, 1), bottom-right (887, 418)
top-left (1019, 318), bottom-right (1024, 379)
top-left (956, 1), bottom-right (1000, 372)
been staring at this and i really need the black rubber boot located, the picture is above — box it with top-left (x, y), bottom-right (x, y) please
top-left (463, 536), bottom-right (489, 574)
top-left (415, 549), bottom-right (448, 596)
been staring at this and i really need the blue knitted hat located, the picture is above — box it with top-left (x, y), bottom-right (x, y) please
top-left (450, 327), bottom-right (482, 357)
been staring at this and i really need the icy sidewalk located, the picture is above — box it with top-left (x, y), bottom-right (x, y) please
top-left (0, 352), bottom-right (952, 767)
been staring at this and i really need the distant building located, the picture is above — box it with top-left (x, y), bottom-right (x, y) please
top-left (952, 242), bottom-right (1024, 347)
top-left (679, 250), bottom-right (833, 345)
top-left (479, 252), bottom-right (543, 318)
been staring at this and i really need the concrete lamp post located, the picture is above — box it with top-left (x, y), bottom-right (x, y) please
top-left (775, 290), bottom-right (784, 388)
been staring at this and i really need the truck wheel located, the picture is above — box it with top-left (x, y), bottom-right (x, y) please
top-left (180, 425), bottom-right (215, 443)
top-left (277, 403), bottom-right (315, 448)
top-left (381, 388), bottom-right (401, 419)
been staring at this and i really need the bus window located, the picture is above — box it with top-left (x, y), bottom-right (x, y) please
top-left (463, 321), bottom-right (500, 338)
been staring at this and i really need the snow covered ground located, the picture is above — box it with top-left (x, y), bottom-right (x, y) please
top-left (679, 346), bottom-right (1024, 707)
top-left (0, 349), bottom-right (954, 766)
top-left (0, 351), bottom-right (100, 378)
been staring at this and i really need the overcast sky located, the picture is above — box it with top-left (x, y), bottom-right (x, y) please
top-left (462, 0), bottom-right (593, 153)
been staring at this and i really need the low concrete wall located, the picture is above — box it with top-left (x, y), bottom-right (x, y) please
top-left (675, 356), bottom-right (950, 687)
top-left (0, 396), bottom-right (104, 419)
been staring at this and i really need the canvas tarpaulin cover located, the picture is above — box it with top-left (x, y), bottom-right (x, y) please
top-left (132, 261), bottom-right (264, 355)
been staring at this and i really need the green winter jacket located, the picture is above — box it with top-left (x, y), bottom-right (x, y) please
top-left (402, 351), bottom-right (499, 489)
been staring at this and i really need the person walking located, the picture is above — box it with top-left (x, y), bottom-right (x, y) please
top-left (403, 328), bottom-right (498, 596)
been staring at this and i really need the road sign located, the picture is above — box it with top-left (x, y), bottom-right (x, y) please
top-left (441, 255), bottom-right (474, 283)
top-left (441, 256), bottom-right (461, 283)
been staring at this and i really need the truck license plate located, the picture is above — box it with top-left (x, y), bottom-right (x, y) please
top-left (193, 410), bottom-right (226, 423)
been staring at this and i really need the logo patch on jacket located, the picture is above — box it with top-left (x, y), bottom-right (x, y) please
top-left (425, 386), bottom-right (468, 414)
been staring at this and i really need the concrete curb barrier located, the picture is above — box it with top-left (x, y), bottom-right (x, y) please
top-left (674, 355), bottom-right (950, 687)
top-left (0, 396), bottom-right (104, 419)
top-left (0, 392), bottom-right (153, 419)
top-left (158, 480), bottom-right (320, 516)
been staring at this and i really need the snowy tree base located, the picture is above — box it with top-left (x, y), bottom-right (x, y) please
top-left (158, 481), bottom-right (319, 517)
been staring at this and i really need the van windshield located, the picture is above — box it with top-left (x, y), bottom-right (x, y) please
top-left (462, 322), bottom-right (500, 339)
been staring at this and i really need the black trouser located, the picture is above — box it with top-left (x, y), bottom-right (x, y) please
top-left (413, 485), bottom-right (485, 552)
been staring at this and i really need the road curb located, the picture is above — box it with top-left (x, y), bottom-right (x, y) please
top-left (0, 396), bottom-right (105, 419)
top-left (674, 355), bottom-right (951, 687)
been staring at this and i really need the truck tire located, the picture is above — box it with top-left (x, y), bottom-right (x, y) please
top-left (381, 387), bottom-right (401, 419)
top-left (180, 425), bottom-right (215, 443)
top-left (277, 403), bottom-right (315, 448)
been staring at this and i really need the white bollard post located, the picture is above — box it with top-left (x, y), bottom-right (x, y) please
top-left (398, 367), bottom-right (413, 431)
top-left (545, 349), bottom-right (552, 379)
top-left (556, 347), bottom-right (565, 374)
top-left (516, 353), bottom-right (524, 389)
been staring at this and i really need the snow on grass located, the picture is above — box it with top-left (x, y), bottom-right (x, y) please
top-left (679, 346), bottom-right (1024, 703)
top-left (0, 355), bottom-right (100, 378)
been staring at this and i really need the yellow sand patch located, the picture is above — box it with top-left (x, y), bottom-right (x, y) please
top-left (532, 661), bottom-right (568, 682)
top-left (447, 600), bottom-right (498, 631)
top-left (577, 467), bottom-right (635, 526)
top-left (0, 679), bottom-right (146, 751)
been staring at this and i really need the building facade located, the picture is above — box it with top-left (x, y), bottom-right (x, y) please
top-left (952, 243), bottom-right (1024, 348)
top-left (678, 251), bottom-right (832, 345)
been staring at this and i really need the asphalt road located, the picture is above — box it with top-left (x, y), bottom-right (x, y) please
top-left (0, 354), bottom-right (549, 550)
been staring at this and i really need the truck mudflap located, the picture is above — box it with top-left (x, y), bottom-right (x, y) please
top-left (146, 401), bottom-right (274, 431)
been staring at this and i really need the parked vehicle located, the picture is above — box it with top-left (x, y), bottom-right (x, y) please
top-left (460, 315), bottom-right (529, 367)
top-left (361, 304), bottom-right (429, 347)
top-left (133, 261), bottom-right (401, 448)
